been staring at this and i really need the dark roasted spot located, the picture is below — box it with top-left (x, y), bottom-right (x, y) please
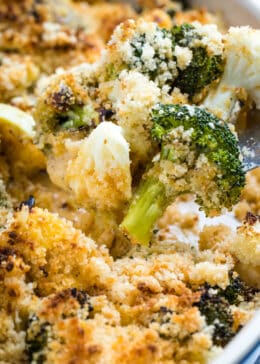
top-left (30, 8), bottom-right (41, 22)
top-left (70, 288), bottom-right (93, 311)
top-left (8, 231), bottom-right (17, 239)
top-left (87, 344), bottom-right (102, 355)
top-left (137, 282), bottom-right (153, 293)
top-left (98, 107), bottom-right (114, 122)
top-left (159, 306), bottom-right (173, 314)
top-left (8, 288), bottom-right (17, 297)
top-left (6, 261), bottom-right (14, 272)
top-left (51, 85), bottom-right (75, 112)
top-left (147, 344), bottom-right (157, 353)
top-left (39, 266), bottom-right (48, 277)
top-left (245, 212), bottom-right (260, 225)
top-left (0, 247), bottom-right (16, 264)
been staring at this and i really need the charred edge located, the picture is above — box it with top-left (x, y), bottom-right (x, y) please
top-left (50, 84), bottom-right (76, 112)
top-left (98, 107), bottom-right (114, 122)
top-left (245, 212), bottom-right (260, 225)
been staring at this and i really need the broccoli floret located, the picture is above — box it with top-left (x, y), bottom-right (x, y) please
top-left (26, 289), bottom-right (93, 363)
top-left (129, 27), bottom-right (176, 84)
top-left (203, 27), bottom-right (260, 121)
top-left (219, 272), bottom-right (258, 305)
top-left (26, 315), bottom-right (50, 364)
top-left (120, 104), bottom-right (245, 245)
top-left (112, 23), bottom-right (177, 87)
top-left (194, 275), bottom-right (258, 347)
top-left (172, 24), bottom-right (224, 96)
top-left (57, 104), bottom-right (99, 131)
top-left (194, 283), bottom-right (235, 347)
top-left (103, 21), bottom-right (224, 97)
top-left (34, 64), bottom-right (100, 141)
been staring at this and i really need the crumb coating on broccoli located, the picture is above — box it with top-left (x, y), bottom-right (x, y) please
top-left (102, 20), bottom-right (224, 96)
top-left (121, 104), bottom-right (245, 245)
top-left (194, 274), bottom-right (258, 347)
top-left (172, 24), bottom-right (224, 96)
top-left (151, 103), bottom-right (245, 211)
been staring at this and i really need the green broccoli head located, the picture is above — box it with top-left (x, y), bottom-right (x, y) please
top-left (120, 104), bottom-right (245, 245)
top-left (171, 24), bottom-right (224, 96)
top-left (151, 103), bottom-right (245, 213)
top-left (103, 21), bottom-right (224, 97)
top-left (194, 274), bottom-right (259, 347)
top-left (218, 272), bottom-right (258, 305)
top-left (117, 25), bottom-right (177, 87)
top-left (56, 104), bottom-right (99, 131)
top-left (99, 22), bottom-right (176, 85)
top-left (26, 315), bottom-right (50, 364)
top-left (194, 283), bottom-right (235, 347)
top-left (26, 289), bottom-right (93, 363)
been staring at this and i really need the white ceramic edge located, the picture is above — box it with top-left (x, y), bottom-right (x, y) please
top-left (191, 0), bottom-right (260, 27)
top-left (210, 311), bottom-right (260, 364)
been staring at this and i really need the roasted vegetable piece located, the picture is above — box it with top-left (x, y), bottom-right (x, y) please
top-left (120, 104), bottom-right (245, 245)
top-left (101, 20), bottom-right (224, 97)
top-left (194, 275), bottom-right (259, 347)
top-left (172, 24), bottom-right (224, 96)
top-left (194, 283), bottom-right (235, 347)
top-left (26, 288), bottom-right (93, 363)
top-left (66, 121), bottom-right (132, 210)
top-left (203, 27), bottom-right (260, 121)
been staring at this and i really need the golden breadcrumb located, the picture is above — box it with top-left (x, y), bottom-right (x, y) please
top-left (234, 168), bottom-right (260, 221)
top-left (231, 213), bottom-right (260, 288)
top-left (0, 206), bottom-right (259, 364)
top-left (199, 224), bottom-right (233, 251)
top-left (0, 206), bottom-right (112, 296)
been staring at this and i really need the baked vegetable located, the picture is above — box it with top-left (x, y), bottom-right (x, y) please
top-left (120, 104), bottom-right (245, 245)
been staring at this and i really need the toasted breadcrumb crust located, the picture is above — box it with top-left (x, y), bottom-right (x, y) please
top-left (0, 206), bottom-right (259, 363)
top-left (0, 0), bottom-right (222, 110)
top-left (234, 168), bottom-right (260, 221)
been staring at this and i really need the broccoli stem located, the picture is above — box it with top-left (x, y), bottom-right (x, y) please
top-left (120, 178), bottom-right (167, 246)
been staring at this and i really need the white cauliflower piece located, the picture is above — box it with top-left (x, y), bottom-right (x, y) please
top-left (203, 26), bottom-right (260, 121)
top-left (232, 215), bottom-right (260, 267)
top-left (231, 214), bottom-right (260, 288)
top-left (66, 122), bottom-right (132, 210)
top-left (109, 70), bottom-right (161, 164)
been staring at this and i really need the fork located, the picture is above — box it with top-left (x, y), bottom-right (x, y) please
top-left (237, 109), bottom-right (260, 172)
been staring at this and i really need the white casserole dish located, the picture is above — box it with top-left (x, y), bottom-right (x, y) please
top-left (192, 0), bottom-right (260, 28)
top-left (191, 1), bottom-right (260, 363)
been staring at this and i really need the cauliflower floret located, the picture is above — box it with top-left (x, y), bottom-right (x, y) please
top-left (203, 26), bottom-right (260, 120)
top-left (231, 213), bottom-right (260, 288)
top-left (109, 70), bottom-right (161, 164)
top-left (232, 213), bottom-right (260, 267)
top-left (67, 122), bottom-right (132, 210)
